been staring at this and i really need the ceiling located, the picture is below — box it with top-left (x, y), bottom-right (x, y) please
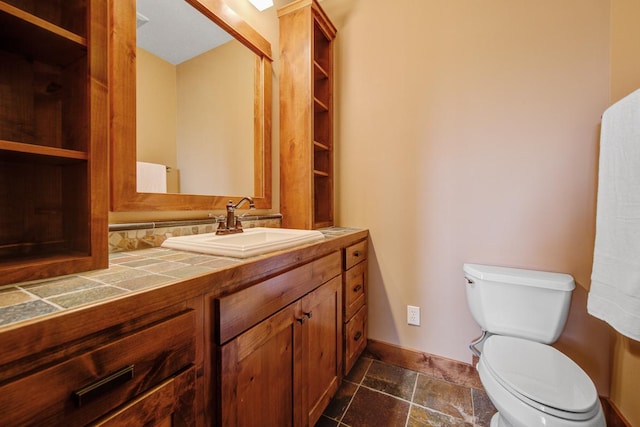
top-left (136, 0), bottom-right (233, 65)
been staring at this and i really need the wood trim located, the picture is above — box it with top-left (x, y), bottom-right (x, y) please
top-left (109, 0), bottom-right (273, 212)
top-left (186, 0), bottom-right (271, 60)
top-left (600, 398), bottom-right (632, 427)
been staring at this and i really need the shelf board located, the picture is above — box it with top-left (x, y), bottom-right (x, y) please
top-left (313, 140), bottom-right (330, 151)
top-left (0, 2), bottom-right (87, 66)
top-left (0, 139), bottom-right (88, 163)
top-left (314, 97), bottom-right (329, 112)
top-left (314, 60), bottom-right (329, 80)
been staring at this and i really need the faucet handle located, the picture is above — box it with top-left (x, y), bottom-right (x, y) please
top-left (215, 215), bottom-right (229, 235)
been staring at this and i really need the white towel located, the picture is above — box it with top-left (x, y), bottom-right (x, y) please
top-left (588, 89), bottom-right (640, 341)
top-left (136, 161), bottom-right (167, 193)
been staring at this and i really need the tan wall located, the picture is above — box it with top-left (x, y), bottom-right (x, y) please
top-left (136, 41), bottom-right (254, 196)
top-left (137, 47), bottom-right (177, 169)
top-left (609, 1), bottom-right (640, 424)
top-left (176, 40), bottom-right (255, 195)
top-left (325, 0), bottom-right (612, 394)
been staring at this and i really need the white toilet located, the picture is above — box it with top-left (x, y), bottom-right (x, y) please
top-left (463, 263), bottom-right (606, 427)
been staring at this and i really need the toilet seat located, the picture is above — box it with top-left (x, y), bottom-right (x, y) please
top-left (482, 336), bottom-right (600, 421)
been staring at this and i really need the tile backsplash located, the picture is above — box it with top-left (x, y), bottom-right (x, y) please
top-left (108, 215), bottom-right (282, 253)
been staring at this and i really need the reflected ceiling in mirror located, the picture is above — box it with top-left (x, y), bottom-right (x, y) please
top-left (110, 0), bottom-right (273, 211)
top-left (137, 0), bottom-right (232, 65)
top-left (136, 0), bottom-right (255, 196)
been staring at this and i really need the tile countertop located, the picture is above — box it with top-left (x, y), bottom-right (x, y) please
top-left (0, 227), bottom-right (367, 330)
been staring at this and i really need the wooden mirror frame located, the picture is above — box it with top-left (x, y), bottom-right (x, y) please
top-left (110, 0), bottom-right (273, 211)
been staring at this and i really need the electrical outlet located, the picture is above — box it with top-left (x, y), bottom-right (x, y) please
top-left (407, 305), bottom-right (420, 326)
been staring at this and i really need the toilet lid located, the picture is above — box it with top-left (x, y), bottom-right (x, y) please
top-left (482, 336), bottom-right (599, 419)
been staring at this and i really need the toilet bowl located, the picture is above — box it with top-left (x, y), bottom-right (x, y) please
top-left (463, 263), bottom-right (605, 427)
top-left (478, 335), bottom-right (605, 427)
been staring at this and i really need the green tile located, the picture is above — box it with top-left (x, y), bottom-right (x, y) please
top-left (23, 276), bottom-right (103, 298)
top-left (0, 300), bottom-right (59, 326)
top-left (47, 286), bottom-right (128, 308)
top-left (116, 274), bottom-right (175, 291)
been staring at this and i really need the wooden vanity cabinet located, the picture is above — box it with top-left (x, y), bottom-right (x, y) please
top-left (343, 239), bottom-right (368, 374)
top-left (215, 252), bottom-right (343, 427)
top-left (279, 0), bottom-right (337, 229)
top-left (0, 0), bottom-right (108, 285)
top-left (0, 309), bottom-right (196, 426)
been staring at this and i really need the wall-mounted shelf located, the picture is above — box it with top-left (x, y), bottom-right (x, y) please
top-left (0, 0), bottom-right (107, 285)
top-left (279, 0), bottom-right (337, 229)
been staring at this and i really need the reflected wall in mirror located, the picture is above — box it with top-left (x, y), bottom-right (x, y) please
top-left (136, 0), bottom-right (255, 195)
top-left (110, 0), bottom-right (273, 211)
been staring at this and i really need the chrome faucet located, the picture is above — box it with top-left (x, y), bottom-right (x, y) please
top-left (216, 197), bottom-right (255, 235)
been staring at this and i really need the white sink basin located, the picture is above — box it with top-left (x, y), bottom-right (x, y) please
top-left (161, 227), bottom-right (325, 258)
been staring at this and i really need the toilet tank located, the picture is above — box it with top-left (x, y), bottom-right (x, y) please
top-left (463, 263), bottom-right (575, 344)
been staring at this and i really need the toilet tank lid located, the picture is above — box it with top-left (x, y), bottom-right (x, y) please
top-left (463, 263), bottom-right (575, 291)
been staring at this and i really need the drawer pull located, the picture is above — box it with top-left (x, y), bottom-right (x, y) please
top-left (73, 365), bottom-right (135, 407)
top-left (296, 316), bottom-right (306, 324)
top-left (305, 311), bottom-right (313, 319)
top-left (352, 284), bottom-right (362, 293)
top-left (353, 250), bottom-right (361, 257)
top-left (353, 331), bottom-right (363, 341)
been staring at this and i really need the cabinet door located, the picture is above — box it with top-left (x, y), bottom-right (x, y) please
top-left (92, 366), bottom-right (196, 427)
top-left (220, 301), bottom-right (303, 427)
top-left (302, 276), bottom-right (342, 426)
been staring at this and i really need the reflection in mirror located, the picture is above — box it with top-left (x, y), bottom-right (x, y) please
top-left (110, 0), bottom-right (273, 211)
top-left (136, 0), bottom-right (255, 195)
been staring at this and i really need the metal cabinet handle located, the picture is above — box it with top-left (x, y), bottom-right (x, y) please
top-left (296, 311), bottom-right (313, 324)
top-left (354, 331), bottom-right (362, 341)
top-left (352, 284), bottom-right (362, 293)
top-left (73, 365), bottom-right (135, 407)
top-left (353, 250), bottom-right (361, 257)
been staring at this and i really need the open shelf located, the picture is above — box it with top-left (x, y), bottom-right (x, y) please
top-left (0, 0), bottom-right (107, 286)
top-left (0, 140), bottom-right (88, 163)
top-left (0, 2), bottom-right (87, 66)
top-left (279, 0), bottom-right (336, 230)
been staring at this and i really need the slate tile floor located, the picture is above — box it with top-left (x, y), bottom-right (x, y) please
top-left (316, 356), bottom-right (496, 427)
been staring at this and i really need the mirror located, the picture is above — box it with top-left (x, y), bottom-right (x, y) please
top-left (136, 0), bottom-right (255, 196)
top-left (110, 0), bottom-right (273, 211)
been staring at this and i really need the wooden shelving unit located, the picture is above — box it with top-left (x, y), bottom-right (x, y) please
top-left (0, 0), bottom-right (108, 285)
top-left (279, 0), bottom-right (337, 229)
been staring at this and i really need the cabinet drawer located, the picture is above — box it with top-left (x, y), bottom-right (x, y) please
top-left (0, 310), bottom-right (196, 427)
top-left (344, 305), bottom-right (367, 375)
top-left (344, 240), bottom-right (367, 270)
top-left (344, 260), bottom-right (366, 320)
top-left (93, 366), bottom-right (196, 426)
top-left (216, 251), bottom-right (341, 344)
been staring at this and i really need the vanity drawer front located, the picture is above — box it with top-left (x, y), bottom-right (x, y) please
top-left (344, 260), bottom-right (367, 320)
top-left (216, 251), bottom-right (342, 344)
top-left (344, 240), bottom-right (367, 270)
top-left (93, 365), bottom-right (196, 427)
top-left (344, 304), bottom-right (367, 375)
top-left (0, 310), bottom-right (196, 427)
